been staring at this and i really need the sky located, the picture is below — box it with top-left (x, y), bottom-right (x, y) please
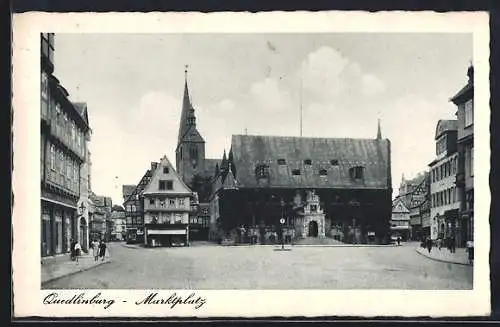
top-left (52, 33), bottom-right (472, 206)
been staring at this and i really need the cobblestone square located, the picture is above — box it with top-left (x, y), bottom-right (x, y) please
top-left (43, 242), bottom-right (473, 290)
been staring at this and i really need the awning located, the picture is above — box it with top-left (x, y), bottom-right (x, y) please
top-left (147, 229), bottom-right (186, 235)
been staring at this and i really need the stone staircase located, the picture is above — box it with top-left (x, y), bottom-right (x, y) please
top-left (294, 237), bottom-right (345, 246)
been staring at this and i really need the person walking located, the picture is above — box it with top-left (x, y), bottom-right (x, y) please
top-left (99, 240), bottom-right (107, 261)
top-left (426, 238), bottom-right (432, 253)
top-left (451, 235), bottom-right (456, 253)
top-left (74, 241), bottom-right (82, 263)
top-left (70, 239), bottom-right (76, 261)
top-left (91, 239), bottom-right (100, 262)
top-left (397, 236), bottom-right (401, 246)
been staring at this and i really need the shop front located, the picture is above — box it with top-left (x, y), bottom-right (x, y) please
top-left (144, 224), bottom-right (189, 247)
top-left (41, 198), bottom-right (78, 258)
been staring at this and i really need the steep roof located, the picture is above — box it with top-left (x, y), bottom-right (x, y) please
top-left (392, 198), bottom-right (410, 213)
top-left (122, 185), bottom-right (136, 201)
top-left (123, 169), bottom-right (154, 204)
top-left (73, 102), bottom-right (90, 126)
top-left (142, 155), bottom-right (194, 196)
top-left (229, 134), bottom-right (391, 189)
top-left (435, 119), bottom-right (457, 139)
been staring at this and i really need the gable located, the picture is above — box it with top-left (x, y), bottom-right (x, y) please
top-left (143, 155), bottom-right (193, 195)
top-left (392, 199), bottom-right (410, 213)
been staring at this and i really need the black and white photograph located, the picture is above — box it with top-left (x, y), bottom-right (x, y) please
top-left (13, 11), bottom-right (490, 317)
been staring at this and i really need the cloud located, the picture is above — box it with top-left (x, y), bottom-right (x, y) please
top-left (299, 46), bottom-right (386, 102)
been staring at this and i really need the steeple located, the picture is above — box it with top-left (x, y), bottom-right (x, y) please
top-left (177, 65), bottom-right (202, 147)
top-left (377, 118), bottom-right (382, 139)
top-left (222, 165), bottom-right (238, 190)
top-left (228, 148), bottom-right (236, 178)
top-left (221, 150), bottom-right (228, 172)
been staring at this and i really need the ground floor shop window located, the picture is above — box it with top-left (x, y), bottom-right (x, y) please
top-left (54, 209), bottom-right (63, 254)
top-left (64, 211), bottom-right (72, 253)
top-left (41, 205), bottom-right (51, 257)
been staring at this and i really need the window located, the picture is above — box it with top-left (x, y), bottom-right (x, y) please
top-left (349, 166), bottom-right (364, 180)
top-left (167, 180), bottom-right (173, 190)
top-left (169, 199), bottom-right (175, 206)
top-left (464, 99), bottom-right (473, 127)
top-left (149, 199), bottom-right (155, 205)
top-left (436, 136), bottom-right (446, 155)
top-left (470, 146), bottom-right (474, 177)
top-left (163, 167), bottom-right (169, 174)
top-left (292, 169), bottom-right (301, 176)
top-left (330, 159), bottom-right (339, 166)
top-left (304, 159), bottom-right (312, 165)
top-left (179, 198), bottom-right (184, 206)
top-left (255, 164), bottom-right (270, 179)
top-left (319, 169), bottom-right (328, 176)
top-left (50, 145), bottom-right (55, 170)
top-left (190, 147), bottom-right (198, 160)
top-left (159, 180), bottom-right (166, 190)
top-left (127, 205), bottom-right (131, 212)
top-left (277, 159), bottom-right (286, 165)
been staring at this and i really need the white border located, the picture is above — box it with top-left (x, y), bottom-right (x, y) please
top-left (12, 11), bottom-right (490, 318)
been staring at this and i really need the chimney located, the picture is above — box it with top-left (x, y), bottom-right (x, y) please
top-left (151, 162), bottom-right (158, 170)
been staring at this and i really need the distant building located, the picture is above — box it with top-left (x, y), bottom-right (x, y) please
top-left (40, 33), bottom-right (91, 257)
top-left (390, 198), bottom-right (410, 241)
top-left (110, 206), bottom-right (126, 241)
top-left (90, 194), bottom-right (113, 241)
top-left (142, 156), bottom-right (195, 247)
top-left (450, 64), bottom-right (474, 247)
top-left (407, 172), bottom-right (431, 241)
top-left (123, 168), bottom-right (154, 243)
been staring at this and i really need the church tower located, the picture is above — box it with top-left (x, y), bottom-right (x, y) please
top-left (175, 66), bottom-right (206, 187)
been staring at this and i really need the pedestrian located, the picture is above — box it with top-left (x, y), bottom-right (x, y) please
top-left (92, 239), bottom-right (100, 262)
top-left (451, 235), bottom-right (456, 253)
top-left (426, 238), bottom-right (432, 253)
top-left (397, 236), bottom-right (401, 246)
top-left (466, 240), bottom-right (474, 264)
top-left (70, 239), bottom-right (76, 261)
top-left (74, 241), bottom-right (82, 263)
top-left (99, 240), bottom-right (107, 261)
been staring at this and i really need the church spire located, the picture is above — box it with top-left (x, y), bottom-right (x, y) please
top-left (377, 118), bottom-right (382, 139)
top-left (177, 65), bottom-right (203, 148)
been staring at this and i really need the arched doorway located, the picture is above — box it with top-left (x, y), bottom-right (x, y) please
top-left (308, 221), bottom-right (318, 237)
top-left (79, 218), bottom-right (88, 251)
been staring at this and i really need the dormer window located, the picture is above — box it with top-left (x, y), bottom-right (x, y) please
top-left (163, 167), bottom-right (169, 174)
top-left (255, 164), bottom-right (270, 179)
top-left (330, 159), bottom-right (339, 166)
top-left (304, 159), bottom-right (312, 165)
top-left (277, 159), bottom-right (286, 165)
top-left (292, 169), bottom-right (301, 176)
top-left (349, 166), bottom-right (365, 180)
top-left (319, 169), bottom-right (328, 176)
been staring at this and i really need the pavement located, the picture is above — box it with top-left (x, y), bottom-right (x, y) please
top-left (415, 245), bottom-right (471, 266)
top-left (43, 241), bottom-right (472, 290)
top-left (41, 248), bottom-right (111, 285)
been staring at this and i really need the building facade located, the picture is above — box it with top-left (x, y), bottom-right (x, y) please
top-left (450, 65), bottom-right (474, 247)
top-left (110, 206), bottom-right (126, 241)
top-left (209, 131), bottom-right (392, 245)
top-left (123, 169), bottom-right (153, 243)
top-left (90, 194), bottom-right (113, 242)
top-left (429, 119), bottom-right (460, 242)
top-left (390, 198), bottom-right (410, 241)
top-left (40, 33), bottom-right (91, 257)
top-left (142, 156), bottom-right (195, 247)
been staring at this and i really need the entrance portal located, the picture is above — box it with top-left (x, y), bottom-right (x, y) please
top-left (308, 221), bottom-right (319, 237)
